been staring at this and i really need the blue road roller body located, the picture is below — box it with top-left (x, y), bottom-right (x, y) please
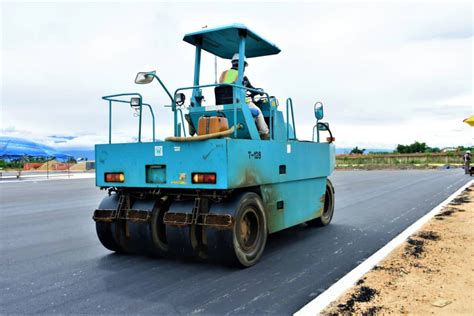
top-left (93, 24), bottom-right (335, 267)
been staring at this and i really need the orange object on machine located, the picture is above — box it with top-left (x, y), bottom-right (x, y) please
top-left (197, 115), bottom-right (229, 135)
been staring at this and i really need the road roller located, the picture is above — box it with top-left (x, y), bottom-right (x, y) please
top-left (93, 24), bottom-right (335, 267)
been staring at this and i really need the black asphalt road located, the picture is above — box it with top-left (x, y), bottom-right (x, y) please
top-left (0, 170), bottom-right (470, 314)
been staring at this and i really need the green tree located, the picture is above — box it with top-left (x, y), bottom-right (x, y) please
top-left (350, 146), bottom-right (365, 154)
top-left (396, 144), bottom-right (408, 153)
top-left (395, 141), bottom-right (429, 153)
top-left (426, 147), bottom-right (441, 153)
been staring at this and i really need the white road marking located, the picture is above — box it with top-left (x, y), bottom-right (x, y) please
top-left (294, 179), bottom-right (473, 316)
top-left (0, 173), bottom-right (95, 183)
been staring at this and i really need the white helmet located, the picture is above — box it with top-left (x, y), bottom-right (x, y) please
top-left (467, 150), bottom-right (471, 154)
top-left (231, 53), bottom-right (248, 66)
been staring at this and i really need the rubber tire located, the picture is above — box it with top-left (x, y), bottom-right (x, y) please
top-left (208, 192), bottom-right (267, 268)
top-left (307, 179), bottom-right (335, 227)
top-left (96, 222), bottom-right (123, 252)
top-left (127, 198), bottom-right (169, 257)
top-left (165, 200), bottom-right (195, 259)
top-left (149, 200), bottom-right (170, 256)
top-left (233, 193), bottom-right (267, 267)
top-left (95, 194), bottom-right (123, 253)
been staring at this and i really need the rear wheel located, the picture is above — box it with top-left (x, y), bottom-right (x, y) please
top-left (207, 192), bottom-right (267, 267)
top-left (95, 194), bottom-right (123, 253)
top-left (96, 222), bottom-right (123, 252)
top-left (234, 196), bottom-right (267, 266)
top-left (307, 179), bottom-right (335, 227)
top-left (127, 198), bottom-right (169, 257)
top-left (149, 199), bottom-right (170, 256)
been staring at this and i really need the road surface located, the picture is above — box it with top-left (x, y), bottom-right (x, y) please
top-left (0, 170), bottom-right (470, 314)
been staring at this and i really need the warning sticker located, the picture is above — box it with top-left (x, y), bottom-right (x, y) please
top-left (154, 146), bottom-right (163, 157)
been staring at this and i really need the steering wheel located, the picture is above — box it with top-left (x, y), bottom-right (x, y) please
top-left (246, 87), bottom-right (262, 97)
top-left (248, 88), bottom-right (265, 103)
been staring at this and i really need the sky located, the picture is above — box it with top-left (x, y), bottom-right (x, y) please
top-left (1, 1), bottom-right (473, 151)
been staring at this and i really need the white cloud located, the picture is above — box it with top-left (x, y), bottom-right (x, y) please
top-left (1, 2), bottom-right (472, 150)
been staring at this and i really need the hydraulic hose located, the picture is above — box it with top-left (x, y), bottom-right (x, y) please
top-left (317, 122), bottom-right (334, 143)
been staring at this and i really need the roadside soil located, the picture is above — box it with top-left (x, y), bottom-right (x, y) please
top-left (322, 185), bottom-right (474, 315)
top-left (335, 164), bottom-right (464, 170)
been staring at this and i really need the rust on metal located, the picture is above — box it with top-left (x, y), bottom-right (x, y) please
top-left (200, 213), bottom-right (233, 228)
top-left (261, 184), bottom-right (283, 233)
top-left (93, 209), bottom-right (116, 222)
top-left (125, 209), bottom-right (151, 222)
top-left (94, 208), bottom-right (151, 222)
top-left (163, 212), bottom-right (233, 229)
top-left (235, 166), bottom-right (262, 187)
top-left (240, 168), bottom-right (258, 186)
top-left (314, 193), bottom-right (325, 217)
top-left (163, 212), bottom-right (192, 226)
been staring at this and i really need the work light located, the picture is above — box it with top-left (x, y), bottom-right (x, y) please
top-left (130, 97), bottom-right (141, 107)
top-left (175, 93), bottom-right (186, 106)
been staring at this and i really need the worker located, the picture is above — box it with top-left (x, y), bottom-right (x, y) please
top-left (463, 150), bottom-right (471, 174)
top-left (219, 53), bottom-right (270, 139)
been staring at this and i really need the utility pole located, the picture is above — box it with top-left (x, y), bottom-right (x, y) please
top-left (201, 25), bottom-right (217, 84)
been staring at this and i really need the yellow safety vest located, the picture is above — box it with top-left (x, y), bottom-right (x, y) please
top-left (223, 69), bottom-right (238, 84)
top-left (220, 68), bottom-right (251, 104)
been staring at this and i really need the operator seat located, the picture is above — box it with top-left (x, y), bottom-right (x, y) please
top-left (215, 86), bottom-right (233, 105)
top-left (215, 86), bottom-right (259, 118)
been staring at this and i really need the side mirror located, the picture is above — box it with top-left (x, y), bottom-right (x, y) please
top-left (130, 97), bottom-right (141, 107)
top-left (135, 71), bottom-right (156, 84)
top-left (175, 93), bottom-right (186, 106)
top-left (314, 101), bottom-right (324, 120)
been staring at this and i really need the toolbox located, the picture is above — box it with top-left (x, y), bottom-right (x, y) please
top-left (197, 115), bottom-right (229, 135)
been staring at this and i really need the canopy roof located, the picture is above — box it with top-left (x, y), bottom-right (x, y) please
top-left (183, 23), bottom-right (281, 59)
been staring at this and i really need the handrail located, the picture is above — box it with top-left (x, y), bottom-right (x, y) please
top-left (312, 125), bottom-right (318, 142)
top-left (102, 93), bottom-right (155, 143)
top-left (174, 83), bottom-right (274, 140)
top-left (174, 83), bottom-right (269, 101)
top-left (313, 122), bottom-right (333, 143)
top-left (102, 92), bottom-right (143, 102)
top-left (286, 98), bottom-right (296, 140)
top-left (176, 108), bottom-right (187, 137)
top-left (143, 103), bottom-right (156, 142)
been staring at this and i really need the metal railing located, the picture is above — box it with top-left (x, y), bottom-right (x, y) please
top-left (286, 98), bottom-right (296, 140)
top-left (176, 108), bottom-right (187, 137)
top-left (173, 83), bottom-right (275, 139)
top-left (102, 93), bottom-right (156, 144)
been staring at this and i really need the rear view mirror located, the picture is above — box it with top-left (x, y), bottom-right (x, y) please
top-left (314, 101), bottom-right (324, 120)
top-left (135, 71), bottom-right (156, 84)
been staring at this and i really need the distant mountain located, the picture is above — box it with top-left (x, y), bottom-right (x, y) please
top-left (62, 147), bottom-right (392, 160)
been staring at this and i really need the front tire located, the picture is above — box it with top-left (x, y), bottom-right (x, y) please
top-left (232, 193), bottom-right (268, 267)
top-left (206, 192), bottom-right (268, 268)
top-left (307, 179), bottom-right (335, 227)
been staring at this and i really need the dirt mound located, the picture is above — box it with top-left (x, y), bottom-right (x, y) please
top-left (323, 184), bottom-right (474, 315)
top-left (69, 162), bottom-right (86, 171)
top-left (36, 160), bottom-right (60, 170)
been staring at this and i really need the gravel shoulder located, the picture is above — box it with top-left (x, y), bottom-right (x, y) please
top-left (323, 184), bottom-right (474, 315)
